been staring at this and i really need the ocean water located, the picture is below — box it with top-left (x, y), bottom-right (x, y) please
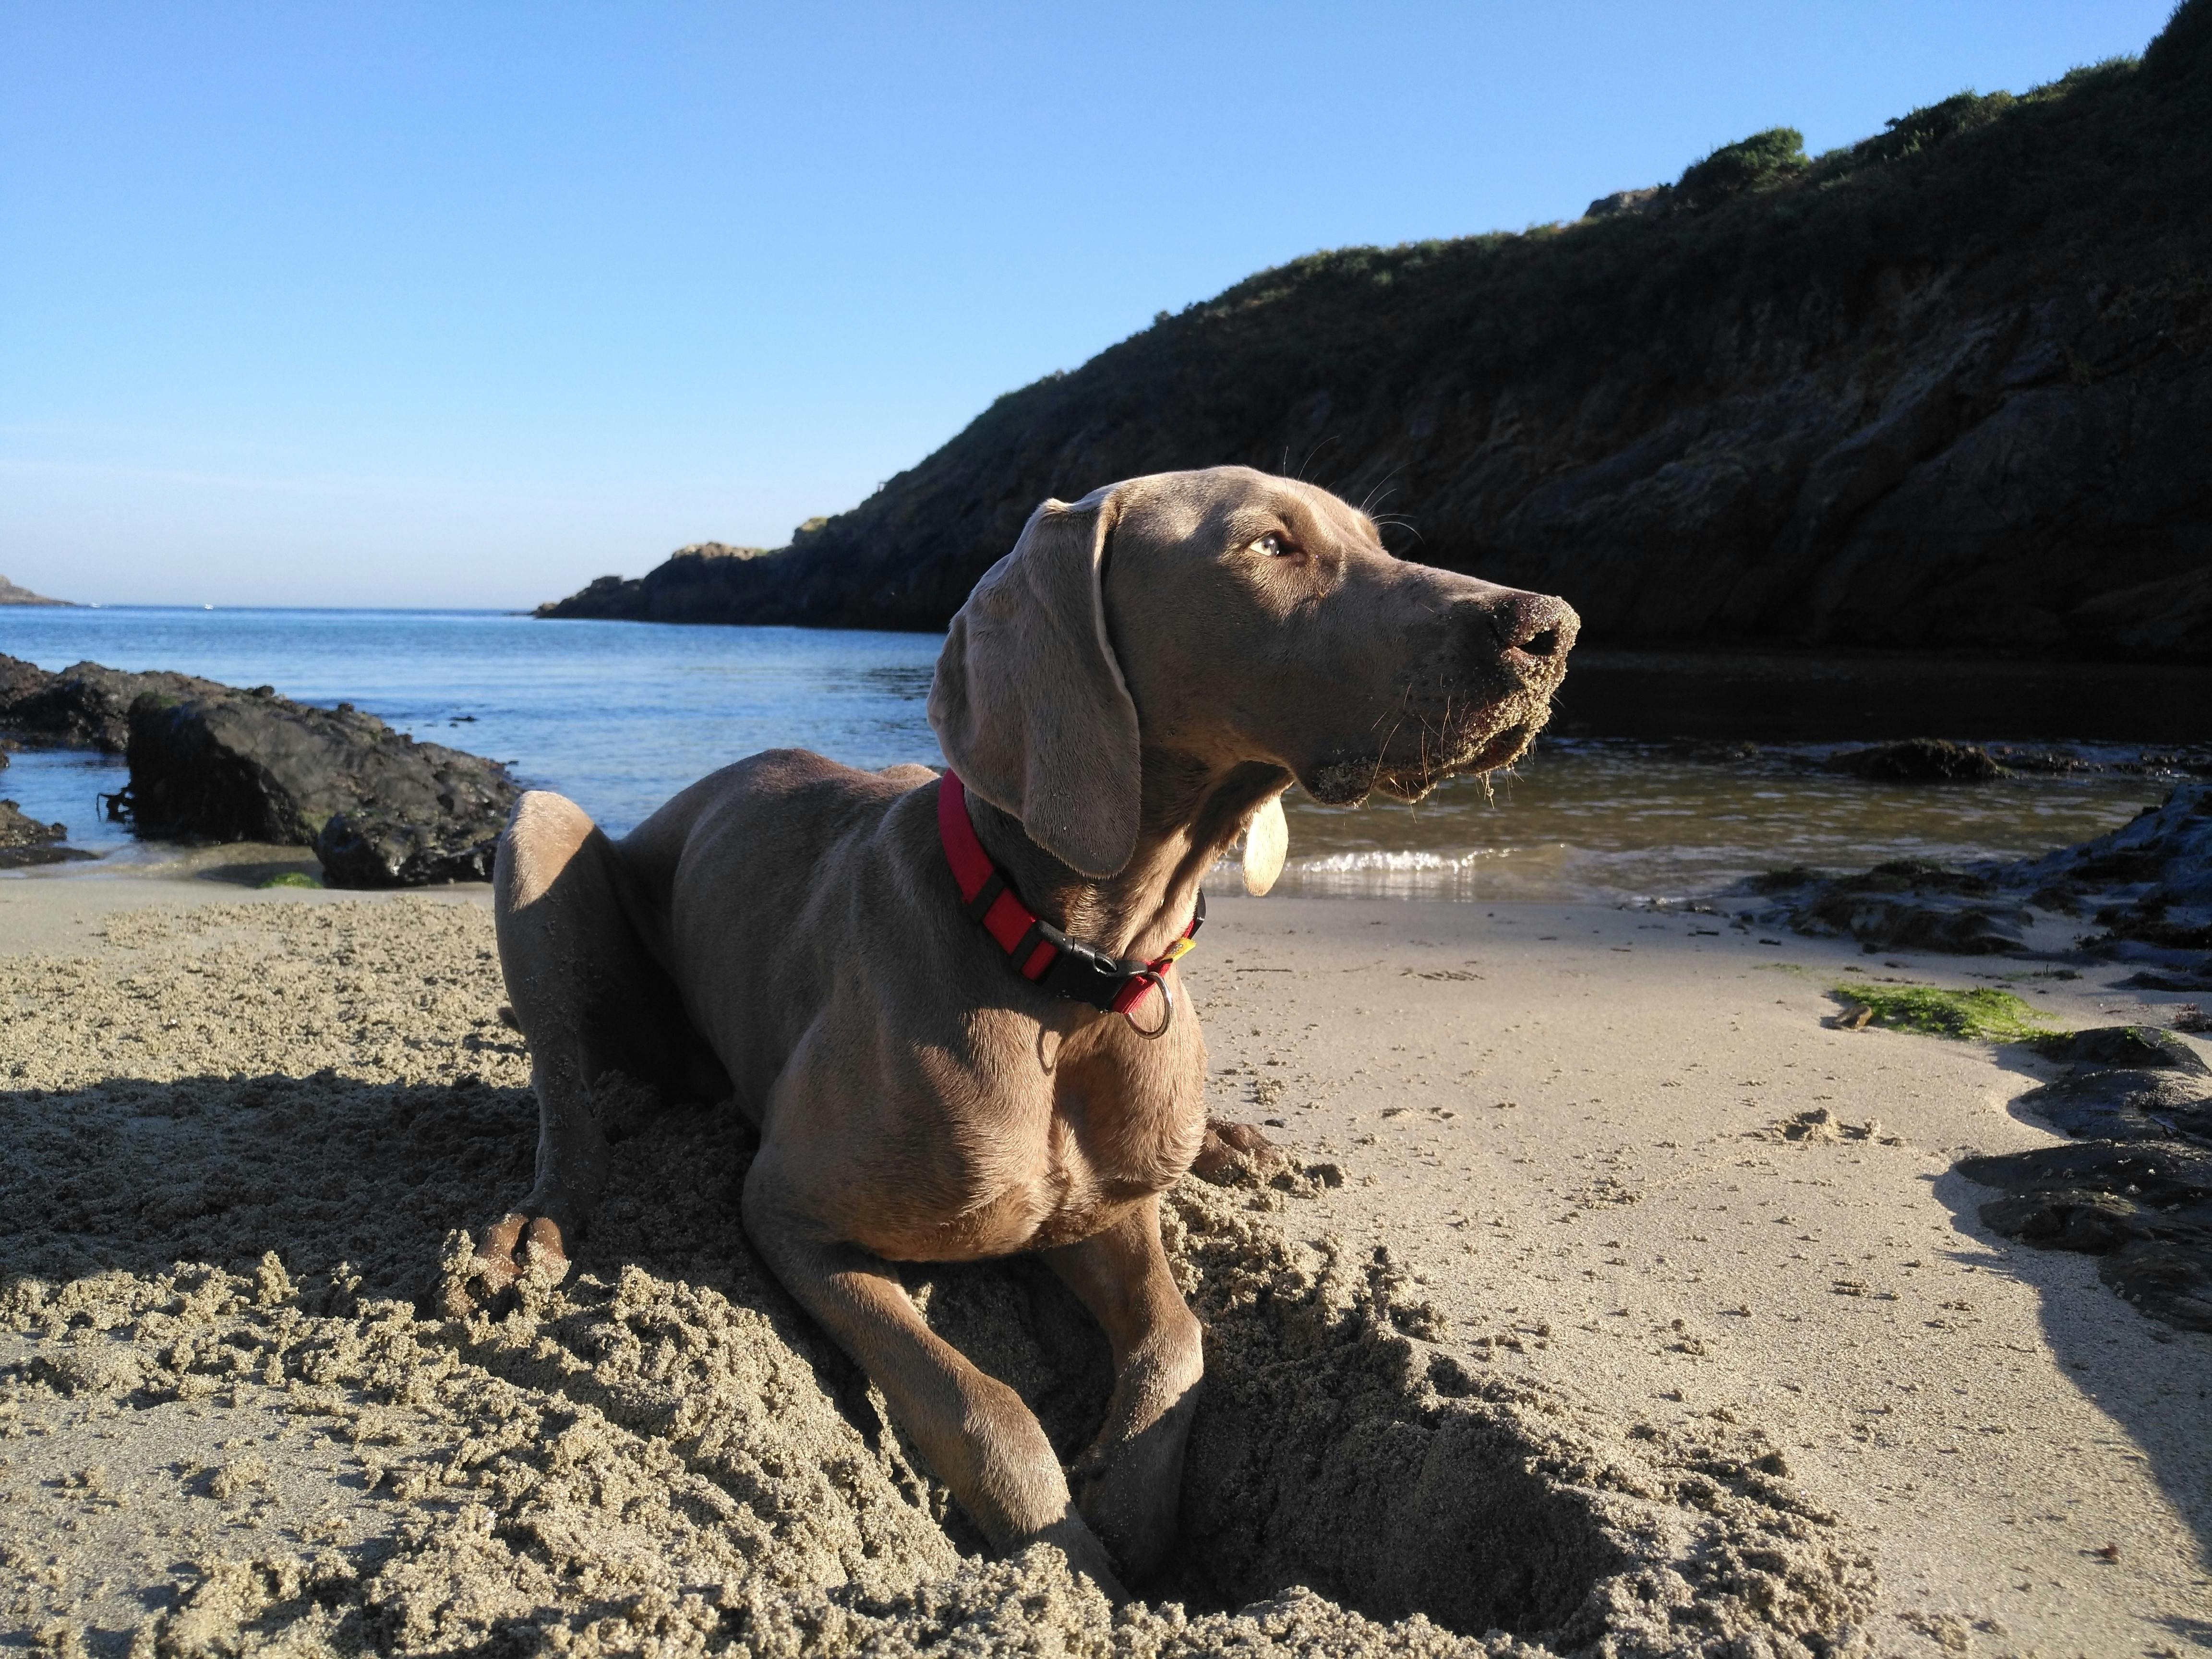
top-left (0, 606), bottom-right (2187, 903)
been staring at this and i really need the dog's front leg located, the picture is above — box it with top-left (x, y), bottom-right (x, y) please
top-left (1044, 1197), bottom-right (1204, 1582)
top-left (741, 1161), bottom-right (1128, 1599)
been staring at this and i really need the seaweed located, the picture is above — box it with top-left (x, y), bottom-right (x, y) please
top-left (1832, 983), bottom-right (2061, 1042)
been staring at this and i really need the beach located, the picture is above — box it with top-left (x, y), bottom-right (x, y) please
top-left (2, 858), bottom-right (2205, 1657)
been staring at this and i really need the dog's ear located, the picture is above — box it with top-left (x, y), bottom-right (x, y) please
top-left (928, 489), bottom-right (1142, 878)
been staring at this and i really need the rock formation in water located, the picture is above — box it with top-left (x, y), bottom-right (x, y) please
top-left (0, 800), bottom-right (87, 868)
top-left (0, 654), bottom-right (228, 753)
top-left (0, 655), bottom-right (521, 888)
top-left (1823, 739), bottom-right (2008, 782)
top-left (0, 575), bottom-right (71, 607)
top-left (124, 685), bottom-right (518, 888)
top-left (1752, 778), bottom-right (2212, 973)
top-left (541, 3), bottom-right (2212, 661)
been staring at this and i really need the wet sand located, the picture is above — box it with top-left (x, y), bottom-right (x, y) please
top-left (0, 867), bottom-right (2206, 1657)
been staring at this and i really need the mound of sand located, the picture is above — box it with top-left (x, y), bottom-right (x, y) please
top-left (0, 900), bottom-right (1876, 1656)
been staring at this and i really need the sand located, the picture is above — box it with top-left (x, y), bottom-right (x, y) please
top-left (0, 861), bottom-right (2206, 1657)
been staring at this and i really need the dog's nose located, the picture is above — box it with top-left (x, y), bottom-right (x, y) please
top-left (1479, 591), bottom-right (1579, 668)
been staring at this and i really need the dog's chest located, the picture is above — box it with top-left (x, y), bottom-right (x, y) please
top-left (1022, 1041), bottom-right (1205, 1243)
top-left (847, 1015), bottom-right (1207, 1262)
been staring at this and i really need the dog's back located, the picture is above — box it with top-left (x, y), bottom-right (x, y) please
top-left (614, 748), bottom-right (941, 1118)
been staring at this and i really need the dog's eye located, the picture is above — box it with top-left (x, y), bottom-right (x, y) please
top-left (1251, 533), bottom-right (1291, 558)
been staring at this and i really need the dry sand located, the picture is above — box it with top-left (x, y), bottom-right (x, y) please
top-left (0, 857), bottom-right (2205, 1658)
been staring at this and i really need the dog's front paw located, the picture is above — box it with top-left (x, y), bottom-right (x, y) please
top-left (1191, 1118), bottom-right (1288, 1185)
top-left (1070, 1407), bottom-right (1196, 1584)
top-left (437, 1212), bottom-right (574, 1315)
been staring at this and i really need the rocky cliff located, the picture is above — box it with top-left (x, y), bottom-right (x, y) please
top-left (542, 2), bottom-right (2212, 661)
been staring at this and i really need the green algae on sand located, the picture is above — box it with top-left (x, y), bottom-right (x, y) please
top-left (1833, 982), bottom-right (2062, 1042)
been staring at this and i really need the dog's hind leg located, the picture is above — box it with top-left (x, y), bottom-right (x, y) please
top-left (450, 790), bottom-right (707, 1311)
top-left (1045, 1198), bottom-right (1204, 1581)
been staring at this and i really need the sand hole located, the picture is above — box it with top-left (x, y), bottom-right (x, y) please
top-left (908, 1188), bottom-right (1758, 1650)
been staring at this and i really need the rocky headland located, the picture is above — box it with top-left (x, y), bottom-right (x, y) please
top-left (0, 575), bottom-right (71, 607)
top-left (542, 3), bottom-right (2212, 661)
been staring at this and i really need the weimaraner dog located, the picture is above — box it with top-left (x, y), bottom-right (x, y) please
top-left (457, 465), bottom-right (1577, 1592)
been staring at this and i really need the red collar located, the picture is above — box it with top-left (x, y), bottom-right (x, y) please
top-left (937, 770), bottom-right (1202, 1034)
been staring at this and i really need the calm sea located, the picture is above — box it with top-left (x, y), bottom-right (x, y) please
top-left (0, 606), bottom-right (2196, 904)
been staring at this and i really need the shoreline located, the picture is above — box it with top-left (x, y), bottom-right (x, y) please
top-left (0, 878), bottom-right (2205, 1654)
top-left (3, 746), bottom-right (2194, 914)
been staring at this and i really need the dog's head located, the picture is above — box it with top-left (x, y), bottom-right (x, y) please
top-left (930, 466), bottom-right (1578, 878)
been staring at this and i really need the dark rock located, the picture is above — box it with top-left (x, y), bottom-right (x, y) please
top-left (2011, 781), bottom-right (2212, 955)
top-left (1756, 780), bottom-right (2211, 956)
top-left (123, 686), bottom-right (517, 888)
top-left (2012, 1067), bottom-right (2212, 1144)
top-left (2030, 1025), bottom-right (2210, 1073)
top-left (1749, 864), bottom-right (1827, 892)
top-left (0, 654), bottom-right (228, 753)
top-left (1988, 746), bottom-right (2099, 774)
top-left (2118, 969), bottom-right (2212, 992)
top-left (1959, 1055), bottom-right (2212, 1332)
top-left (0, 799), bottom-right (91, 868)
top-left (1776, 859), bottom-right (2028, 953)
top-left (1979, 1184), bottom-right (2148, 1252)
top-left (1824, 739), bottom-right (2007, 782)
top-left (315, 807), bottom-right (506, 889)
top-left (1583, 188), bottom-right (1666, 220)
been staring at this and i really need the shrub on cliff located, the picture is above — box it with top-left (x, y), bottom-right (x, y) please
top-left (1675, 127), bottom-right (1807, 209)
top-left (1852, 91), bottom-right (2016, 164)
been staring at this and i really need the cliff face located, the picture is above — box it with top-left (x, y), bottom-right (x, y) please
top-left (544, 3), bottom-right (2212, 661)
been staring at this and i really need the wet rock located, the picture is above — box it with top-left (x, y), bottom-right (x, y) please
top-left (1778, 860), bottom-right (2030, 954)
top-left (2119, 968), bottom-right (2212, 991)
top-left (2008, 1033), bottom-right (2212, 1144)
top-left (1757, 781), bottom-right (2210, 957)
top-left (0, 654), bottom-right (228, 753)
top-left (124, 686), bottom-right (517, 888)
top-left (1824, 738), bottom-right (2007, 782)
top-left (2012, 782), bottom-right (2212, 958)
top-left (1958, 1025), bottom-right (2212, 1332)
top-left (2032, 1026), bottom-right (2208, 1073)
top-left (1988, 746), bottom-right (2102, 774)
top-left (0, 799), bottom-right (91, 868)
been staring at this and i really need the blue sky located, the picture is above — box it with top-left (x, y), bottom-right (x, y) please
top-left (0, 1), bottom-right (2178, 610)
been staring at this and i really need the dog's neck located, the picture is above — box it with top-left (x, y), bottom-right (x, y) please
top-left (964, 756), bottom-right (1292, 961)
